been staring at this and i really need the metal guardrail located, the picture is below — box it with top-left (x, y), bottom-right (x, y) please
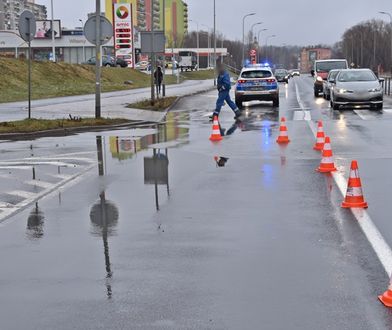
top-left (225, 64), bottom-right (241, 75)
top-left (381, 77), bottom-right (391, 96)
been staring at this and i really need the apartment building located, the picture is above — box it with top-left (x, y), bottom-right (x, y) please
top-left (0, 0), bottom-right (47, 30)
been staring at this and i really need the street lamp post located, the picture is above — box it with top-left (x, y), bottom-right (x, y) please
top-left (257, 28), bottom-right (268, 63)
top-left (379, 11), bottom-right (392, 75)
top-left (201, 25), bottom-right (211, 68)
top-left (265, 34), bottom-right (276, 63)
top-left (242, 12), bottom-right (256, 66)
top-left (250, 22), bottom-right (262, 44)
top-left (189, 19), bottom-right (200, 70)
top-left (79, 19), bottom-right (85, 63)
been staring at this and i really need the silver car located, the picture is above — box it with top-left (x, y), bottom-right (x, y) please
top-left (323, 69), bottom-right (340, 100)
top-left (330, 69), bottom-right (384, 110)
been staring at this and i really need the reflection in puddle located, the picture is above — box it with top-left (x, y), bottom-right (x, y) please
top-left (109, 112), bottom-right (190, 161)
top-left (90, 191), bottom-right (119, 299)
top-left (92, 138), bottom-right (120, 299)
top-left (144, 149), bottom-right (170, 212)
top-left (90, 192), bottom-right (119, 238)
top-left (26, 203), bottom-right (44, 240)
top-left (214, 156), bottom-right (229, 167)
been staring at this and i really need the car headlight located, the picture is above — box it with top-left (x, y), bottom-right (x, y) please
top-left (316, 76), bottom-right (323, 82)
top-left (337, 89), bottom-right (350, 94)
top-left (368, 87), bottom-right (381, 92)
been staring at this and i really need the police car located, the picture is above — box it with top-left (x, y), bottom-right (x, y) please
top-left (235, 64), bottom-right (280, 109)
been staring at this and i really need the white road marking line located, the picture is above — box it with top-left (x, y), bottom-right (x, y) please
top-left (295, 82), bottom-right (392, 276)
top-left (7, 190), bottom-right (36, 199)
top-left (25, 180), bottom-right (53, 189)
top-left (0, 161), bottom-right (77, 167)
top-left (0, 166), bottom-right (32, 170)
top-left (294, 82), bottom-right (312, 121)
top-left (353, 110), bottom-right (372, 120)
top-left (2, 151), bottom-right (96, 163)
top-left (23, 156), bottom-right (95, 164)
top-left (0, 202), bottom-right (14, 209)
top-left (332, 171), bottom-right (392, 275)
top-left (0, 163), bottom-right (96, 225)
top-left (50, 174), bottom-right (72, 180)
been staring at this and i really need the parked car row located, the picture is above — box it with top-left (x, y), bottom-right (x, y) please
top-left (84, 55), bottom-right (128, 68)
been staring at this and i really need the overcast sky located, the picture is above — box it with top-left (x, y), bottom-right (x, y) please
top-left (39, 0), bottom-right (391, 46)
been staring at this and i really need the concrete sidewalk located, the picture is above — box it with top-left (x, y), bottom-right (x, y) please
top-left (0, 79), bottom-right (215, 123)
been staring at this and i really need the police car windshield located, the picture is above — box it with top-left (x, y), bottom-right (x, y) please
top-left (241, 70), bottom-right (272, 79)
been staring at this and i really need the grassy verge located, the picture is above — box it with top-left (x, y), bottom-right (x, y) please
top-left (0, 58), bottom-right (181, 103)
top-left (0, 118), bottom-right (131, 134)
top-left (0, 59), bottom-right (215, 103)
top-left (181, 69), bottom-right (215, 80)
top-left (127, 96), bottom-right (178, 111)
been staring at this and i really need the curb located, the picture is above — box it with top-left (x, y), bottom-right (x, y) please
top-left (163, 86), bottom-right (215, 117)
top-left (0, 120), bottom-right (154, 141)
top-left (0, 86), bottom-right (215, 141)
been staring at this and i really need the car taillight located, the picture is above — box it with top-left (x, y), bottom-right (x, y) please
top-left (266, 79), bottom-right (276, 83)
top-left (238, 79), bottom-right (246, 84)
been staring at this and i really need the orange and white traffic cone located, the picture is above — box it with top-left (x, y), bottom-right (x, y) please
top-left (341, 160), bottom-right (368, 208)
top-left (276, 117), bottom-right (290, 144)
top-left (313, 121), bottom-right (325, 151)
top-left (379, 273), bottom-right (392, 307)
top-left (316, 136), bottom-right (337, 173)
top-left (209, 115), bottom-right (223, 142)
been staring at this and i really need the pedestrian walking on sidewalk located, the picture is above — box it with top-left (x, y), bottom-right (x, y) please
top-left (154, 66), bottom-right (163, 95)
top-left (210, 63), bottom-right (242, 120)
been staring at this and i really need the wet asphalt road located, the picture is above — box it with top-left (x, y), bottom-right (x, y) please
top-left (1, 76), bottom-right (392, 329)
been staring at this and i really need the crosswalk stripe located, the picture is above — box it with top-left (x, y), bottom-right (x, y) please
top-left (0, 202), bottom-right (14, 208)
top-left (7, 190), bottom-right (36, 199)
top-left (25, 180), bottom-right (53, 189)
top-left (50, 174), bottom-right (72, 180)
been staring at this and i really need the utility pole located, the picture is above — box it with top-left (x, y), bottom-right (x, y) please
top-left (189, 19), bottom-right (200, 70)
top-left (162, 0), bottom-right (166, 96)
top-left (373, 29), bottom-right (377, 71)
top-left (95, 0), bottom-right (101, 118)
top-left (51, 0), bottom-right (56, 62)
top-left (213, 0), bottom-right (216, 85)
top-left (28, 19), bottom-right (32, 119)
top-left (150, 0), bottom-right (155, 105)
top-left (221, 37), bottom-right (223, 63)
top-left (379, 11), bottom-right (392, 75)
top-left (79, 19), bottom-right (85, 62)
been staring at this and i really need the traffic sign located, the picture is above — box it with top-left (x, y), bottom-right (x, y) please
top-left (250, 49), bottom-right (257, 57)
top-left (18, 11), bottom-right (36, 42)
top-left (84, 16), bottom-right (113, 45)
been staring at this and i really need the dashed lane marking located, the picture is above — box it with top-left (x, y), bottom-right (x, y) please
top-left (295, 82), bottom-right (392, 276)
top-left (294, 83), bottom-right (312, 121)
